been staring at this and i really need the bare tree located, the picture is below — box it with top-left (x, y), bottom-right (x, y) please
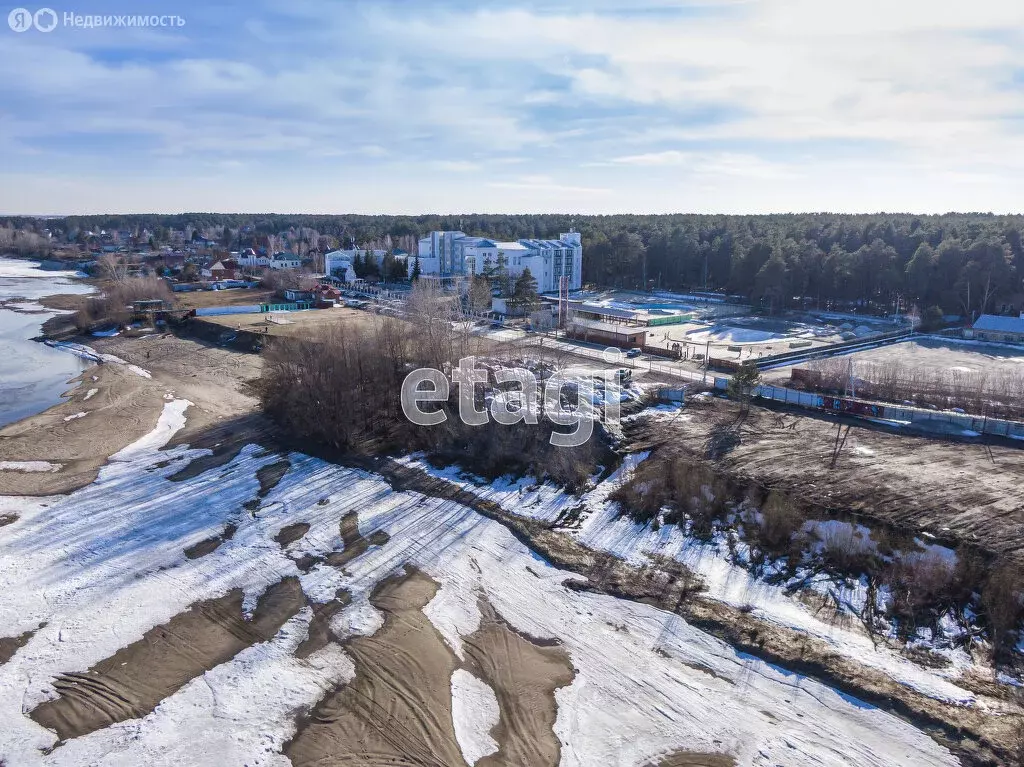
top-left (97, 252), bottom-right (128, 282)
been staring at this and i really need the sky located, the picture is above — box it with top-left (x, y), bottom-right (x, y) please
top-left (1, 0), bottom-right (1023, 215)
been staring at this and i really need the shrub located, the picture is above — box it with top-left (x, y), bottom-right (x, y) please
top-left (259, 302), bottom-right (614, 490)
top-left (753, 490), bottom-right (804, 559)
top-left (610, 453), bottom-right (727, 535)
top-left (817, 524), bottom-right (878, 575)
top-left (882, 551), bottom-right (958, 638)
top-left (75, 276), bottom-right (174, 330)
top-left (981, 560), bottom-right (1024, 662)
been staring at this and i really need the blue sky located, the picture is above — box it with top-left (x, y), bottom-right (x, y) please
top-left (2, 0), bottom-right (1023, 214)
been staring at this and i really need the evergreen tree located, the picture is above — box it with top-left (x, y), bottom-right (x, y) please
top-left (727, 363), bottom-right (761, 415)
top-left (411, 255), bottom-right (421, 281)
top-left (509, 268), bottom-right (540, 314)
top-left (380, 252), bottom-right (394, 282)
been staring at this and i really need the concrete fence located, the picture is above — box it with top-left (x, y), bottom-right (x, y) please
top-left (710, 379), bottom-right (1024, 440)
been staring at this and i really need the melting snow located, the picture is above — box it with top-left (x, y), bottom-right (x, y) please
top-left (0, 462), bottom-right (62, 473)
top-left (47, 341), bottom-right (152, 379)
top-left (0, 403), bottom-right (961, 766)
top-left (450, 669), bottom-right (500, 764)
top-left (407, 454), bottom-right (978, 706)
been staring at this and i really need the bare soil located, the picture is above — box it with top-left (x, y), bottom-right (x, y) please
top-left (175, 288), bottom-right (277, 310)
top-left (648, 752), bottom-right (737, 767)
top-left (183, 523), bottom-right (238, 560)
top-left (294, 590), bottom-right (352, 661)
top-left (640, 398), bottom-right (1024, 565)
top-left (323, 511), bottom-right (391, 571)
top-left (275, 522), bottom-right (311, 548)
top-left (463, 597), bottom-right (575, 767)
top-left (287, 567), bottom-right (575, 767)
top-left (200, 306), bottom-right (378, 339)
top-left (0, 626), bottom-right (39, 666)
top-left (30, 578), bottom-right (305, 742)
top-left (257, 459), bottom-right (292, 497)
top-left (285, 568), bottom-right (468, 767)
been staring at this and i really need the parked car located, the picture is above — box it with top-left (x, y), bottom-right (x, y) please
top-left (626, 348), bottom-right (642, 358)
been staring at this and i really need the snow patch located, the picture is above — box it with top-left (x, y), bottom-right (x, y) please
top-left (451, 669), bottom-right (500, 764)
top-left (109, 399), bottom-right (191, 463)
top-left (46, 341), bottom-right (152, 379)
top-left (0, 461), bottom-right (62, 473)
top-left (0, 438), bottom-right (962, 766)
top-left (409, 455), bottom-right (978, 707)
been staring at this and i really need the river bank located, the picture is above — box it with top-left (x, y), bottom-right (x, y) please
top-left (0, 361), bottom-right (967, 767)
top-left (0, 258), bottom-right (96, 429)
top-left (0, 321), bottom-right (1019, 765)
top-left (0, 329), bottom-right (263, 497)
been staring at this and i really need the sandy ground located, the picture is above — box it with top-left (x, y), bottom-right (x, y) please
top-left (29, 578), bottom-right (306, 741)
top-left (461, 598), bottom-right (574, 767)
top-left (200, 306), bottom-right (378, 339)
top-left (175, 288), bottom-right (277, 310)
top-left (0, 364), bottom-right (166, 496)
top-left (286, 568), bottom-right (469, 766)
top-left (0, 331), bottom-right (263, 497)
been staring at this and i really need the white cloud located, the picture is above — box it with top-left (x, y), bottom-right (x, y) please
top-left (429, 160), bottom-right (482, 172)
top-left (487, 175), bottom-right (610, 196)
top-left (610, 151), bottom-right (693, 166)
top-left (1, 0), bottom-right (1023, 212)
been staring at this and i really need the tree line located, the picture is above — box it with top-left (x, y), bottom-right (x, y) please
top-left (7, 213), bottom-right (1024, 315)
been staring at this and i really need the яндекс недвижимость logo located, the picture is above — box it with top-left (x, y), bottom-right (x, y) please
top-left (8, 8), bottom-right (184, 32)
top-left (8, 7), bottom-right (57, 32)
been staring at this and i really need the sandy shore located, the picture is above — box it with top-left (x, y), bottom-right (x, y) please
top-left (0, 328), bottom-right (263, 497)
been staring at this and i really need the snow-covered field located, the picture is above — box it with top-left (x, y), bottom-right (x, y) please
top-left (0, 402), bottom-right (961, 766)
top-left (831, 337), bottom-right (1024, 376)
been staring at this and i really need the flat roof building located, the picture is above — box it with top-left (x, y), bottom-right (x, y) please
top-left (416, 230), bottom-right (583, 293)
top-left (566, 319), bottom-right (647, 349)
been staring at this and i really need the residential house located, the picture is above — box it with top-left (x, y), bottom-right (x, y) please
top-left (269, 252), bottom-right (301, 270)
top-left (237, 249), bottom-right (271, 268)
top-left (967, 314), bottom-right (1024, 345)
top-left (209, 259), bottom-right (240, 280)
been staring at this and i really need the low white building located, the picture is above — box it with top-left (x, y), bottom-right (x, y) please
top-left (324, 250), bottom-right (354, 279)
top-left (414, 230), bottom-right (582, 292)
top-left (237, 252), bottom-right (271, 268)
top-left (269, 252), bottom-right (301, 270)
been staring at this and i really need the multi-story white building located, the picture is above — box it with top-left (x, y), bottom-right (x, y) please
top-left (414, 230), bottom-right (582, 293)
